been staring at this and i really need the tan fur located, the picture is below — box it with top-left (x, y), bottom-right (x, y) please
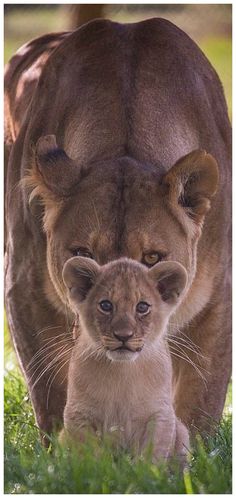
top-left (61, 257), bottom-right (189, 461)
top-left (5, 19), bottom-right (231, 438)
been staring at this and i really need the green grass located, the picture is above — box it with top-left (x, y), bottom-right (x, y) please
top-left (4, 310), bottom-right (232, 493)
top-left (4, 352), bottom-right (232, 493)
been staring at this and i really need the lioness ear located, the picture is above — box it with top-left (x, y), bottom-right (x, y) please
top-left (63, 256), bottom-right (101, 303)
top-left (162, 150), bottom-right (219, 222)
top-left (148, 261), bottom-right (187, 305)
top-left (35, 135), bottom-right (81, 196)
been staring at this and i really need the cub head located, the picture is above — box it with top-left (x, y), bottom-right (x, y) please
top-left (26, 135), bottom-right (218, 319)
top-left (62, 256), bottom-right (187, 362)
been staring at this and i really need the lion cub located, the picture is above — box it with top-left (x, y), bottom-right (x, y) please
top-left (61, 256), bottom-right (189, 462)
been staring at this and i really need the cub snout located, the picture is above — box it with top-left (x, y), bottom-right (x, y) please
top-left (113, 329), bottom-right (134, 342)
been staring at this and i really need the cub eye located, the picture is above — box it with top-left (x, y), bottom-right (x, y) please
top-left (142, 252), bottom-right (163, 267)
top-left (136, 301), bottom-right (151, 315)
top-left (99, 300), bottom-right (113, 313)
top-left (70, 247), bottom-right (93, 259)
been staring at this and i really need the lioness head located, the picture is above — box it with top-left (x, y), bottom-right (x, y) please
top-left (27, 135), bottom-right (218, 319)
top-left (62, 256), bottom-right (187, 362)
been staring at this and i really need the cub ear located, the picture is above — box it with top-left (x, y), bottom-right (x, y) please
top-left (162, 150), bottom-right (219, 222)
top-left (35, 135), bottom-right (81, 197)
top-left (148, 261), bottom-right (188, 305)
top-left (62, 256), bottom-right (101, 303)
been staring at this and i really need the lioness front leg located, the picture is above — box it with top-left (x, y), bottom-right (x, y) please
top-left (173, 299), bottom-right (231, 434)
top-left (5, 244), bottom-right (72, 441)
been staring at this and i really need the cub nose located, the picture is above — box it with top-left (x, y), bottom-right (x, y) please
top-left (113, 330), bottom-right (134, 342)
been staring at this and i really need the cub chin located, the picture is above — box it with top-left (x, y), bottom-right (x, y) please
top-left (61, 256), bottom-right (189, 463)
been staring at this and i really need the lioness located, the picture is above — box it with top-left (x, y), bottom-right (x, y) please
top-left (5, 18), bottom-right (231, 438)
top-left (61, 256), bottom-right (189, 461)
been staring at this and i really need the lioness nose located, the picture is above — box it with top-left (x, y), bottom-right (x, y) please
top-left (114, 330), bottom-right (134, 342)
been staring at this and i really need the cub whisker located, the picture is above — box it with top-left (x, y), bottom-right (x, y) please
top-left (169, 341), bottom-right (209, 374)
top-left (167, 336), bottom-right (206, 362)
top-left (29, 344), bottom-right (73, 389)
top-left (27, 337), bottom-right (74, 370)
top-left (168, 345), bottom-right (207, 385)
top-left (46, 355), bottom-right (72, 409)
top-left (168, 330), bottom-right (203, 354)
top-left (35, 325), bottom-right (63, 337)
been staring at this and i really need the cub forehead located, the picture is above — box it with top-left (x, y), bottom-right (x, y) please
top-left (98, 258), bottom-right (151, 294)
top-left (102, 258), bottom-right (147, 279)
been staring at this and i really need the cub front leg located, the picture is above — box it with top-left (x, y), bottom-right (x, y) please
top-left (140, 408), bottom-right (177, 462)
top-left (174, 418), bottom-right (190, 466)
top-left (60, 412), bottom-right (97, 447)
top-left (145, 413), bottom-right (189, 465)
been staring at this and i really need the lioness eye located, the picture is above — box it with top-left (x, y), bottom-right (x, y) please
top-left (136, 301), bottom-right (150, 314)
top-left (70, 247), bottom-right (93, 259)
top-left (142, 252), bottom-right (162, 267)
top-left (99, 300), bottom-right (113, 313)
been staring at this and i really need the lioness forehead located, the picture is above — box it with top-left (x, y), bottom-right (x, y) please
top-left (52, 156), bottom-right (188, 265)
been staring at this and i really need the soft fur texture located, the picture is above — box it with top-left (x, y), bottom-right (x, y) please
top-left (5, 18), bottom-right (231, 438)
top-left (61, 256), bottom-right (189, 461)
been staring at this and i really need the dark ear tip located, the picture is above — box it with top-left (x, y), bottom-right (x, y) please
top-left (36, 135), bottom-right (58, 157)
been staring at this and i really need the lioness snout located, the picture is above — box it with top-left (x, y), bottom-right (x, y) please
top-left (113, 330), bottom-right (134, 342)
